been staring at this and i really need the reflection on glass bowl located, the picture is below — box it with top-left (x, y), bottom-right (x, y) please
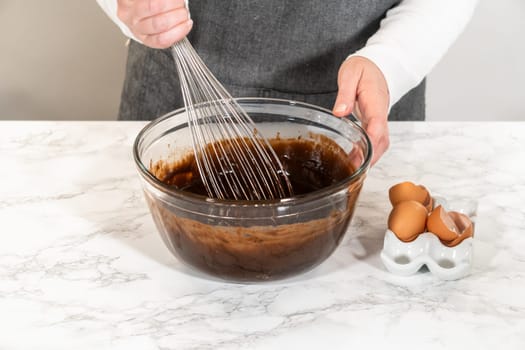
top-left (133, 98), bottom-right (372, 281)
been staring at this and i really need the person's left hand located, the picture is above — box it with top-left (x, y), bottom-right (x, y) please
top-left (332, 56), bottom-right (390, 166)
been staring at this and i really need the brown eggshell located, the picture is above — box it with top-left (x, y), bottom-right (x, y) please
top-left (389, 181), bottom-right (432, 211)
top-left (443, 211), bottom-right (474, 247)
top-left (422, 192), bottom-right (434, 212)
top-left (426, 205), bottom-right (459, 242)
top-left (388, 200), bottom-right (428, 242)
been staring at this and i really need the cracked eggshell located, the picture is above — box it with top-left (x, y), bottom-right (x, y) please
top-left (427, 205), bottom-right (474, 246)
top-left (443, 211), bottom-right (474, 247)
top-left (389, 181), bottom-right (433, 212)
top-left (427, 205), bottom-right (459, 242)
top-left (387, 200), bottom-right (428, 242)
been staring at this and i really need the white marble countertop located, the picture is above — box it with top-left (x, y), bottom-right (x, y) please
top-left (1, 121), bottom-right (524, 350)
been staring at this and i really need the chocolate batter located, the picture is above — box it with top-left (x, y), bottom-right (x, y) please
top-left (147, 133), bottom-right (365, 281)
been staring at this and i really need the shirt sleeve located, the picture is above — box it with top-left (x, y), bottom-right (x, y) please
top-left (351, 0), bottom-right (478, 107)
top-left (96, 0), bottom-right (137, 40)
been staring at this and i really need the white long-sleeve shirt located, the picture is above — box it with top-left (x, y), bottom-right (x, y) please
top-left (97, 0), bottom-right (478, 107)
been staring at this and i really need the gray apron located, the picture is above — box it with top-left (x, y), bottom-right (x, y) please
top-left (118, 0), bottom-right (425, 121)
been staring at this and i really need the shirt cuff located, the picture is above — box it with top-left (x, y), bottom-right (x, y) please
top-left (96, 0), bottom-right (140, 42)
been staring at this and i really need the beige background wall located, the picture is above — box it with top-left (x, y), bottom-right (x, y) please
top-left (0, 0), bottom-right (127, 121)
top-left (1, 0), bottom-right (523, 121)
top-left (427, 0), bottom-right (525, 121)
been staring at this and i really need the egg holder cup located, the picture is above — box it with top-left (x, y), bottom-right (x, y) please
top-left (381, 195), bottom-right (477, 280)
top-left (381, 230), bottom-right (473, 280)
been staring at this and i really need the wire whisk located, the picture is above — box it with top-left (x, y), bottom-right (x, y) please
top-left (171, 38), bottom-right (293, 200)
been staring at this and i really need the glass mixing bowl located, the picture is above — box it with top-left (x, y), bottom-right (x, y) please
top-left (134, 98), bottom-right (372, 281)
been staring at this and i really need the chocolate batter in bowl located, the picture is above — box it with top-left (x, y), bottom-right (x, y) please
top-left (134, 98), bottom-right (372, 281)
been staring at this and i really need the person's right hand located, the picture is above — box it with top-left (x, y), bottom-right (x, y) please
top-left (117, 0), bottom-right (193, 49)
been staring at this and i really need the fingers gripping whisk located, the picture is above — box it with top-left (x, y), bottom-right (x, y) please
top-left (171, 38), bottom-right (293, 200)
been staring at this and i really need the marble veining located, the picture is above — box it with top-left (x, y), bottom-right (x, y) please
top-left (0, 121), bottom-right (524, 349)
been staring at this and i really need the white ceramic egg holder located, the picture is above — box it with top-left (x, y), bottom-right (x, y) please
top-left (380, 196), bottom-right (477, 280)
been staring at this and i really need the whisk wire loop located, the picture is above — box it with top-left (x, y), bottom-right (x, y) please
top-left (171, 38), bottom-right (293, 200)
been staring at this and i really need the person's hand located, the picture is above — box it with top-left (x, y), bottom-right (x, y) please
top-left (332, 56), bottom-right (390, 166)
top-left (117, 0), bottom-right (192, 49)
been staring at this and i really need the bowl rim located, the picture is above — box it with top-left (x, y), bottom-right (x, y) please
top-left (133, 97), bottom-right (372, 207)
